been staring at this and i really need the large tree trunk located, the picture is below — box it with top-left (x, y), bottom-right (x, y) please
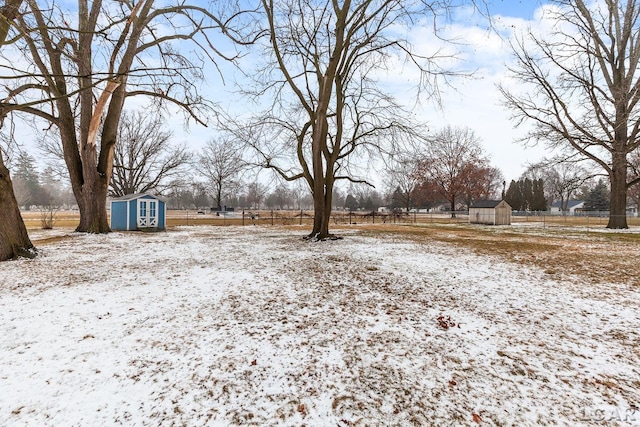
top-left (607, 152), bottom-right (628, 229)
top-left (69, 80), bottom-right (122, 234)
top-left (76, 173), bottom-right (111, 233)
top-left (74, 134), bottom-right (113, 233)
top-left (310, 184), bottom-right (325, 239)
top-left (309, 80), bottom-right (332, 240)
top-left (319, 171), bottom-right (335, 239)
top-left (0, 154), bottom-right (36, 260)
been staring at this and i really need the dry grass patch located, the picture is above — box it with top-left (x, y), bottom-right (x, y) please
top-left (356, 223), bottom-right (640, 287)
top-left (31, 235), bottom-right (74, 246)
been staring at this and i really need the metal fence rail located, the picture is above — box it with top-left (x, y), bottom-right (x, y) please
top-left (166, 209), bottom-right (640, 229)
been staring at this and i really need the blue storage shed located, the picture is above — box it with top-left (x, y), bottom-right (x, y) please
top-left (110, 193), bottom-right (166, 231)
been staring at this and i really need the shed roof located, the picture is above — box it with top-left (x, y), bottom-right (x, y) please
top-left (111, 192), bottom-right (165, 202)
top-left (470, 200), bottom-right (504, 209)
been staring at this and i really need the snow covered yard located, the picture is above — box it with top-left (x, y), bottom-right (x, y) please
top-left (1, 226), bottom-right (639, 426)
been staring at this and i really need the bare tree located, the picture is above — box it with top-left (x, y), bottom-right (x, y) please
top-left (265, 184), bottom-right (293, 210)
top-left (524, 158), bottom-right (595, 211)
top-left (0, 0), bottom-right (36, 260)
top-left (110, 110), bottom-right (190, 197)
top-left (500, 0), bottom-right (640, 228)
top-left (459, 163), bottom-right (504, 209)
top-left (197, 137), bottom-right (246, 210)
top-left (418, 126), bottom-right (490, 217)
top-left (385, 156), bottom-right (423, 212)
top-left (245, 181), bottom-right (267, 209)
top-left (229, 0), bottom-right (479, 239)
top-left (3, 0), bottom-right (248, 233)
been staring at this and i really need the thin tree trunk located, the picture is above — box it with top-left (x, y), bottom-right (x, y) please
top-left (217, 183), bottom-right (222, 210)
top-left (450, 196), bottom-right (456, 218)
top-left (607, 153), bottom-right (628, 229)
top-left (0, 153), bottom-right (36, 260)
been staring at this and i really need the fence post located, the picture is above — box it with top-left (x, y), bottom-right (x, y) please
top-left (271, 210), bottom-right (274, 226)
top-left (349, 211), bottom-right (352, 224)
top-left (242, 209), bottom-right (245, 226)
top-left (300, 210), bottom-right (303, 225)
top-left (372, 211), bottom-right (375, 224)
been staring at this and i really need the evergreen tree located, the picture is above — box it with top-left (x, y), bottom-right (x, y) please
top-left (531, 179), bottom-right (548, 211)
top-left (504, 180), bottom-right (524, 210)
top-left (584, 179), bottom-right (610, 211)
top-left (12, 152), bottom-right (50, 208)
top-left (522, 178), bottom-right (534, 211)
top-left (389, 187), bottom-right (405, 210)
top-left (363, 196), bottom-right (374, 211)
top-left (344, 194), bottom-right (358, 211)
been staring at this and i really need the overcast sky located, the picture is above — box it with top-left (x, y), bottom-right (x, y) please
top-left (422, 0), bottom-right (551, 184)
top-left (13, 0), bottom-right (557, 189)
top-left (172, 0), bottom-right (557, 187)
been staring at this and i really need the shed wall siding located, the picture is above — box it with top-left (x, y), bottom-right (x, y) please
top-left (158, 201), bottom-right (166, 230)
top-left (110, 201), bottom-right (129, 230)
top-left (495, 205), bottom-right (511, 225)
top-left (129, 199), bottom-right (138, 230)
top-left (470, 208), bottom-right (496, 224)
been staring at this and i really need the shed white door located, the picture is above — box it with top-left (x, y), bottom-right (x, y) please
top-left (137, 200), bottom-right (158, 228)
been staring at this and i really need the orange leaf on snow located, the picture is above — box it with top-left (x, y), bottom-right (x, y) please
top-left (472, 413), bottom-right (482, 424)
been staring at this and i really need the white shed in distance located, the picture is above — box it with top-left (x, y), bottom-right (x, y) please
top-left (469, 200), bottom-right (512, 225)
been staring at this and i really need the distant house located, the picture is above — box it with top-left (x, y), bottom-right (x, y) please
top-left (110, 193), bottom-right (166, 231)
top-left (469, 200), bottom-right (512, 225)
top-left (550, 200), bottom-right (585, 214)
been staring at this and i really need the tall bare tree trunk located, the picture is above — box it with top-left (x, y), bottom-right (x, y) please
top-left (309, 75), bottom-right (333, 240)
top-left (608, 152), bottom-right (628, 229)
top-left (0, 153), bottom-right (35, 260)
top-left (71, 80), bottom-right (121, 233)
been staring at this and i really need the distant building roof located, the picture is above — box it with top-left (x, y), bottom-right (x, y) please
top-left (470, 200), bottom-right (503, 209)
top-left (550, 200), bottom-right (584, 209)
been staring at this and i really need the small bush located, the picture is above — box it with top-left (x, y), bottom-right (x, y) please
top-left (40, 206), bottom-right (58, 229)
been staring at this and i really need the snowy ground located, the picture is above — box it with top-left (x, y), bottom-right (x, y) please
top-left (1, 226), bottom-right (639, 426)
